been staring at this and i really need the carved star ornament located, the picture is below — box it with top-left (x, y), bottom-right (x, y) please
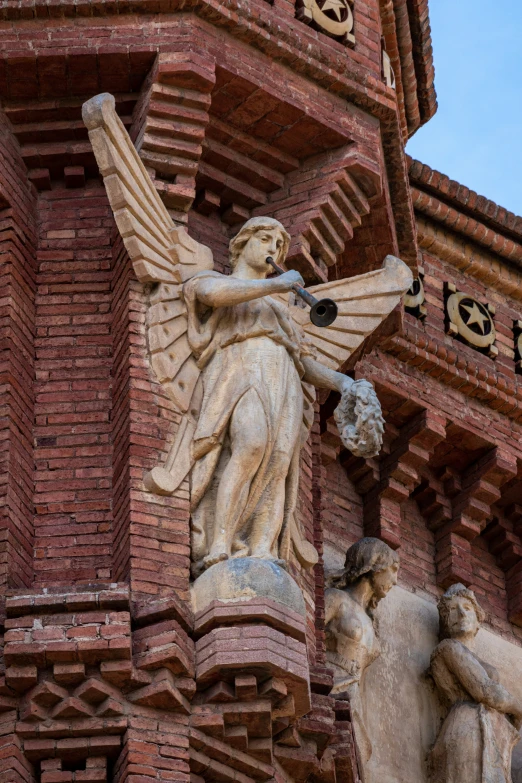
top-left (447, 291), bottom-right (496, 352)
top-left (301, 0), bottom-right (355, 40)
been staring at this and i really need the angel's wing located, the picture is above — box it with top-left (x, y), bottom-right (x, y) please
top-left (276, 255), bottom-right (413, 371)
top-left (82, 92), bottom-right (213, 416)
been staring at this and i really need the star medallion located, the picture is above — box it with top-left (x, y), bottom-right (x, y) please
top-left (460, 301), bottom-right (490, 335)
top-left (318, 0), bottom-right (346, 21)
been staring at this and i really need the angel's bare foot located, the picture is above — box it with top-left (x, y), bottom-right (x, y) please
top-left (203, 551), bottom-right (229, 569)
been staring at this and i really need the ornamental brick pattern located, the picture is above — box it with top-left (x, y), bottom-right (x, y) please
top-left (0, 1), bottom-right (521, 782)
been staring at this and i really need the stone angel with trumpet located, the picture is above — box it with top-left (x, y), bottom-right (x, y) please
top-left (82, 93), bottom-right (413, 577)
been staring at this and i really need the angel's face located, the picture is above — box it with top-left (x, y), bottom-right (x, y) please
top-left (240, 228), bottom-right (285, 275)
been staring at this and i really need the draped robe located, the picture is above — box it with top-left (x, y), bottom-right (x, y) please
top-left (183, 271), bottom-right (316, 567)
top-left (429, 639), bottom-right (520, 783)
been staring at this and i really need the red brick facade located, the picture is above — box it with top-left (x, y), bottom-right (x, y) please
top-left (0, 1), bottom-right (520, 782)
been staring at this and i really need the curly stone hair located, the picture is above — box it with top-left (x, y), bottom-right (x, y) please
top-left (334, 379), bottom-right (385, 459)
top-left (437, 583), bottom-right (485, 640)
top-left (327, 537), bottom-right (399, 613)
top-left (229, 216), bottom-right (291, 269)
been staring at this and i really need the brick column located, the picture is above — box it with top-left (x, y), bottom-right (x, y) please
top-left (33, 182), bottom-right (114, 584)
top-left (0, 110), bottom-right (37, 593)
top-left (110, 234), bottom-right (191, 601)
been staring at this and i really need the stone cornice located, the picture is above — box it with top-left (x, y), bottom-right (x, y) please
top-left (0, 0), bottom-right (436, 139)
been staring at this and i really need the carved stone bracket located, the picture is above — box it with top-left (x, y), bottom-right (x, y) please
top-left (188, 594), bottom-right (331, 783)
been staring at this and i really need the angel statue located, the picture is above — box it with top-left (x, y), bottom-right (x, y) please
top-left (82, 93), bottom-right (413, 577)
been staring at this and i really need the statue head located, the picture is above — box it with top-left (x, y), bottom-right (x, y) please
top-left (328, 537), bottom-right (399, 613)
top-left (438, 583), bottom-right (484, 641)
top-left (229, 217), bottom-right (291, 273)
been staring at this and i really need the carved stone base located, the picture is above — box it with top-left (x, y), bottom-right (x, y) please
top-left (192, 560), bottom-right (310, 717)
top-left (195, 623), bottom-right (311, 717)
top-left (191, 557), bottom-right (306, 616)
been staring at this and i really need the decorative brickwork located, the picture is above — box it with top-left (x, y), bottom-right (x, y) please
top-left (0, 2), bottom-right (521, 782)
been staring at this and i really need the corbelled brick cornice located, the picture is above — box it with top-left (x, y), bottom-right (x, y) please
top-left (410, 157), bottom-right (522, 242)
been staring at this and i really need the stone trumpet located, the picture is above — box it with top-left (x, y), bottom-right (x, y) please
top-left (266, 256), bottom-right (338, 327)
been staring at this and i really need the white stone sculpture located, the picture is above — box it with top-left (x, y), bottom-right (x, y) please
top-left (429, 583), bottom-right (522, 783)
top-left (82, 93), bottom-right (413, 577)
top-left (325, 538), bottom-right (400, 776)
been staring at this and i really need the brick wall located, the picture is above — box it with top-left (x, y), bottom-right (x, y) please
top-left (319, 169), bottom-right (522, 648)
top-left (0, 110), bottom-right (37, 595)
top-left (321, 461), bottom-right (363, 569)
top-left (0, 5), bottom-right (517, 783)
top-left (33, 183), bottom-right (114, 584)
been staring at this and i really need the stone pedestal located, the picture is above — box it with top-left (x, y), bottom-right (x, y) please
top-left (192, 558), bottom-right (311, 717)
top-left (191, 557), bottom-right (306, 616)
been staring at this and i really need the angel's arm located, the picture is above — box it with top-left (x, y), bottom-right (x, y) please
top-left (194, 270), bottom-right (303, 308)
top-left (302, 356), bottom-right (353, 394)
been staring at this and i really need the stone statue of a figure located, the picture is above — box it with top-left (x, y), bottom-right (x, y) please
top-left (429, 583), bottom-right (522, 783)
top-left (325, 538), bottom-right (400, 775)
top-left (184, 220), bottom-right (385, 574)
top-left (82, 93), bottom-right (413, 577)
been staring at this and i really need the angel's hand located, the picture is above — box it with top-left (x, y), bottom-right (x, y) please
top-left (275, 270), bottom-right (305, 292)
top-left (339, 375), bottom-right (354, 396)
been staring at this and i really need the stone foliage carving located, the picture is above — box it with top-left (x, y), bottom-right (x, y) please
top-left (325, 538), bottom-right (399, 777)
top-left (334, 378), bottom-right (385, 458)
top-left (83, 92), bottom-right (413, 577)
top-left (429, 583), bottom-right (522, 783)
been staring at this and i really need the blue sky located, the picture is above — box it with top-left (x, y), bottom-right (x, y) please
top-left (406, 0), bottom-right (522, 217)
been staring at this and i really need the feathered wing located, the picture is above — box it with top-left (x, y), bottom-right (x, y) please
top-left (83, 92), bottom-right (214, 494)
top-left (279, 255), bottom-right (413, 371)
top-left (82, 92), bottom-right (213, 419)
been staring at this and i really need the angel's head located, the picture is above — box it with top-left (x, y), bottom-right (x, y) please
top-left (229, 217), bottom-right (291, 276)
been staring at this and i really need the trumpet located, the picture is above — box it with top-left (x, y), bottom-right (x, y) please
top-left (266, 256), bottom-right (338, 327)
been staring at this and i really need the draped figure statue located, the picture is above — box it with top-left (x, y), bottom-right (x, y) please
top-left (325, 538), bottom-right (400, 779)
top-left (429, 584), bottom-right (522, 783)
top-left (82, 93), bottom-right (413, 576)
